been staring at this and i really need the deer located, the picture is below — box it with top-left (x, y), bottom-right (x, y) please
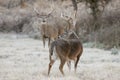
top-left (39, 17), bottom-right (59, 47)
top-left (33, 7), bottom-right (74, 47)
top-left (48, 30), bottom-right (83, 75)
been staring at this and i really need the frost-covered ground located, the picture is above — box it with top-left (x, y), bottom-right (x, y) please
top-left (0, 33), bottom-right (120, 80)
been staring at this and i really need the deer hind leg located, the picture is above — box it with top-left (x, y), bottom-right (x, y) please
top-left (67, 61), bottom-right (71, 71)
top-left (59, 58), bottom-right (66, 75)
top-left (48, 59), bottom-right (55, 75)
top-left (74, 54), bottom-right (81, 72)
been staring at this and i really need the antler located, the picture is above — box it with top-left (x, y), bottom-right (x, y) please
top-left (33, 7), bottom-right (40, 16)
top-left (46, 1), bottom-right (55, 17)
top-left (26, 1), bottom-right (55, 18)
top-left (74, 10), bottom-right (77, 18)
top-left (47, 8), bottom-right (55, 17)
top-left (60, 11), bottom-right (68, 20)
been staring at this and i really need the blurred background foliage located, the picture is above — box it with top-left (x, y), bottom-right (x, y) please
top-left (0, 0), bottom-right (120, 49)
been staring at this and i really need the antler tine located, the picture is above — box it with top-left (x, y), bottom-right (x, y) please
top-left (33, 7), bottom-right (40, 15)
top-left (74, 10), bottom-right (77, 18)
top-left (47, 0), bottom-right (55, 17)
top-left (47, 8), bottom-right (55, 17)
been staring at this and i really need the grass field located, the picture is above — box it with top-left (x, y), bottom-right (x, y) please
top-left (0, 33), bottom-right (120, 80)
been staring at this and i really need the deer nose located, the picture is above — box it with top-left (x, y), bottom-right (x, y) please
top-left (43, 19), bottom-right (46, 22)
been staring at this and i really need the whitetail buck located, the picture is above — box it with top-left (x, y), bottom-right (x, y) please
top-left (48, 30), bottom-right (83, 75)
top-left (34, 7), bottom-right (73, 47)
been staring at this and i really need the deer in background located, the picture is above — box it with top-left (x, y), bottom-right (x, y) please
top-left (48, 30), bottom-right (83, 75)
top-left (34, 7), bottom-right (74, 47)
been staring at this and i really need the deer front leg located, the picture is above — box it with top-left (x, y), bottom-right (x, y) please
top-left (67, 61), bottom-right (71, 71)
top-left (48, 37), bottom-right (51, 47)
top-left (59, 59), bottom-right (66, 75)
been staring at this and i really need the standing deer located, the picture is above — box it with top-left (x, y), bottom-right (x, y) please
top-left (39, 17), bottom-right (59, 47)
top-left (48, 30), bottom-right (83, 75)
top-left (34, 7), bottom-right (74, 47)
